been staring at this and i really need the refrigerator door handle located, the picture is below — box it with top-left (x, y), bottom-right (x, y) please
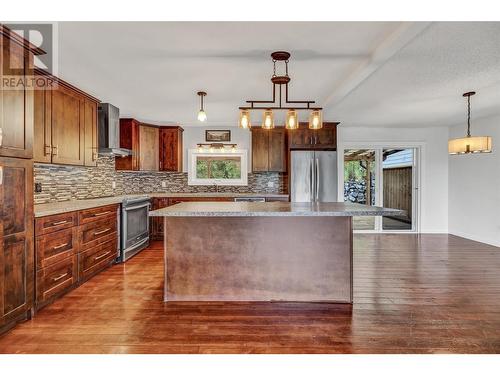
top-left (316, 158), bottom-right (320, 201)
top-left (310, 157), bottom-right (314, 202)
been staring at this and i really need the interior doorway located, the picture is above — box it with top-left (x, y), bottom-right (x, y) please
top-left (342, 146), bottom-right (420, 233)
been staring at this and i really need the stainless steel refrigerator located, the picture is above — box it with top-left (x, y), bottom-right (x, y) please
top-left (291, 151), bottom-right (338, 202)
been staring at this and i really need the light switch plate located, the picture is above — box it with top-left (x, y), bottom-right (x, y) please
top-left (112, 181), bottom-right (116, 189)
top-left (161, 181), bottom-right (167, 188)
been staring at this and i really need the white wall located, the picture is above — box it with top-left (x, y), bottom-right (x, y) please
top-left (182, 126), bottom-right (252, 172)
top-left (448, 115), bottom-right (500, 246)
top-left (338, 126), bottom-right (449, 233)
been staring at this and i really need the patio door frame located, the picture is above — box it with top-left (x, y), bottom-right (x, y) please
top-left (337, 141), bottom-right (424, 234)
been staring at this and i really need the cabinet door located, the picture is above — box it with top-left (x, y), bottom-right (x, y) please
top-left (139, 125), bottom-right (159, 171)
top-left (51, 85), bottom-right (85, 165)
top-left (159, 128), bottom-right (182, 172)
top-left (288, 127), bottom-right (313, 149)
top-left (251, 128), bottom-right (269, 172)
top-left (0, 35), bottom-right (34, 159)
top-left (0, 157), bottom-right (34, 329)
top-left (151, 198), bottom-right (169, 240)
top-left (84, 99), bottom-right (98, 166)
top-left (33, 83), bottom-right (52, 163)
top-left (314, 124), bottom-right (337, 149)
top-left (268, 128), bottom-right (286, 172)
top-left (115, 118), bottom-right (139, 171)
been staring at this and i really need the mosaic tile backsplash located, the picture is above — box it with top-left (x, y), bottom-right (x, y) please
top-left (34, 156), bottom-right (288, 204)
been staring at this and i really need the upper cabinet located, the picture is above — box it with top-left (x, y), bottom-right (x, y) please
top-left (139, 125), bottom-right (159, 171)
top-left (33, 71), bottom-right (100, 166)
top-left (117, 119), bottom-right (183, 172)
top-left (159, 126), bottom-right (183, 172)
top-left (288, 122), bottom-right (338, 150)
top-left (251, 127), bottom-right (286, 173)
top-left (0, 29), bottom-right (37, 159)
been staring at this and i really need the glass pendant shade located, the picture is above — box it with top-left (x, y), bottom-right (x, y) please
top-left (285, 109), bottom-right (299, 130)
top-left (239, 109), bottom-right (251, 129)
top-left (308, 110), bottom-right (323, 130)
top-left (448, 136), bottom-right (492, 154)
top-left (262, 110), bottom-right (275, 129)
top-left (197, 110), bottom-right (207, 122)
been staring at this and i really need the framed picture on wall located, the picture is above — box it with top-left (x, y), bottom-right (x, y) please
top-left (206, 130), bottom-right (231, 142)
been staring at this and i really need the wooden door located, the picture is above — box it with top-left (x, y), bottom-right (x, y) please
top-left (151, 198), bottom-right (169, 240)
top-left (288, 125), bottom-right (313, 150)
top-left (33, 82), bottom-right (52, 163)
top-left (51, 85), bottom-right (85, 165)
top-left (139, 125), bottom-right (159, 171)
top-left (314, 123), bottom-right (337, 149)
top-left (268, 128), bottom-right (286, 172)
top-left (0, 157), bottom-right (34, 330)
top-left (84, 99), bottom-right (98, 166)
top-left (159, 127), bottom-right (183, 172)
top-left (251, 128), bottom-right (269, 172)
top-left (116, 118), bottom-right (140, 171)
top-left (0, 34), bottom-right (34, 159)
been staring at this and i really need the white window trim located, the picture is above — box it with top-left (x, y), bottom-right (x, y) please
top-left (188, 149), bottom-right (248, 186)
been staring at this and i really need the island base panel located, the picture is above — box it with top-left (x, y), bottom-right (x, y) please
top-left (164, 216), bottom-right (353, 303)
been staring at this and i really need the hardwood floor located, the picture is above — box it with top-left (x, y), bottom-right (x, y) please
top-left (0, 234), bottom-right (499, 354)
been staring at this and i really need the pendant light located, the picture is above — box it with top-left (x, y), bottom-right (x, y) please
top-left (308, 109), bottom-right (323, 130)
top-left (448, 91), bottom-right (492, 155)
top-left (262, 109), bottom-right (274, 129)
top-left (285, 109), bottom-right (299, 130)
top-left (197, 91), bottom-right (207, 122)
top-left (239, 109), bottom-right (251, 129)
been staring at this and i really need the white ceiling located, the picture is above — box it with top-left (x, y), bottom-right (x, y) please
top-left (55, 21), bottom-right (500, 128)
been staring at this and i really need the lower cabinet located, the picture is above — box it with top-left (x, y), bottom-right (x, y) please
top-left (34, 204), bottom-right (118, 310)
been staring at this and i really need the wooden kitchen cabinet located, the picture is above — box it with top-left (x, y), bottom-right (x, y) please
top-left (159, 127), bottom-right (183, 172)
top-left (150, 198), bottom-right (169, 240)
top-left (0, 29), bottom-right (36, 159)
top-left (33, 70), bottom-right (100, 166)
top-left (34, 204), bottom-right (118, 310)
top-left (84, 99), bottom-right (98, 166)
top-left (251, 128), bottom-right (286, 172)
top-left (139, 125), bottom-right (159, 171)
top-left (117, 120), bottom-right (184, 172)
top-left (288, 122), bottom-right (338, 150)
top-left (0, 157), bottom-right (34, 333)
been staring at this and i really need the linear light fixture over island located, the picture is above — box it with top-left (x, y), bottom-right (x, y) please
top-left (150, 202), bottom-right (403, 303)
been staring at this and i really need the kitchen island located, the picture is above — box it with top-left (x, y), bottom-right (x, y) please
top-left (150, 202), bottom-right (402, 303)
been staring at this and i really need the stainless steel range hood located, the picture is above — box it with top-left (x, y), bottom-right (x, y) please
top-left (98, 103), bottom-right (132, 156)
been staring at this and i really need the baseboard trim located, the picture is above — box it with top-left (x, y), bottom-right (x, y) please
top-left (448, 231), bottom-right (500, 248)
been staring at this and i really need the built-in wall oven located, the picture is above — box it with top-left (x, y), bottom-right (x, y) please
top-left (120, 196), bottom-right (150, 262)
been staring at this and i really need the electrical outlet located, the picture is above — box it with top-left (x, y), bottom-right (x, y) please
top-left (161, 181), bottom-right (167, 188)
top-left (35, 182), bottom-right (42, 193)
top-left (267, 181), bottom-right (274, 188)
top-left (111, 181), bottom-right (116, 189)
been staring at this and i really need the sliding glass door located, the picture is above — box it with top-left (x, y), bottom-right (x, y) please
top-left (343, 149), bottom-right (377, 230)
top-left (343, 146), bottom-right (419, 233)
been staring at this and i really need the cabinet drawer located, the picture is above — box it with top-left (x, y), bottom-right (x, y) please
top-left (78, 204), bottom-right (118, 225)
top-left (78, 239), bottom-right (116, 282)
top-left (36, 227), bottom-right (78, 268)
top-left (35, 211), bottom-right (78, 236)
top-left (78, 217), bottom-right (117, 251)
top-left (36, 255), bottom-right (78, 305)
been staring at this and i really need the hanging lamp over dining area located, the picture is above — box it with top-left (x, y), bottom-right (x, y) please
top-left (448, 91), bottom-right (492, 155)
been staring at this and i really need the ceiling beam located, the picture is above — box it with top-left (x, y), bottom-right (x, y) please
top-left (321, 22), bottom-right (432, 112)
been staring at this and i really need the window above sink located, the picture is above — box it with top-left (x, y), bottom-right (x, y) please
top-left (187, 149), bottom-right (248, 186)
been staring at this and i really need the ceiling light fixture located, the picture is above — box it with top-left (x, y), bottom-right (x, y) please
top-left (239, 109), bottom-right (251, 129)
top-left (448, 91), bottom-right (492, 155)
top-left (197, 91), bottom-right (207, 122)
top-left (238, 51), bottom-right (323, 130)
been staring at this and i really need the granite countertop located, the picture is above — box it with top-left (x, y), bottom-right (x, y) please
top-left (149, 202), bottom-right (404, 217)
top-left (34, 193), bottom-right (290, 217)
